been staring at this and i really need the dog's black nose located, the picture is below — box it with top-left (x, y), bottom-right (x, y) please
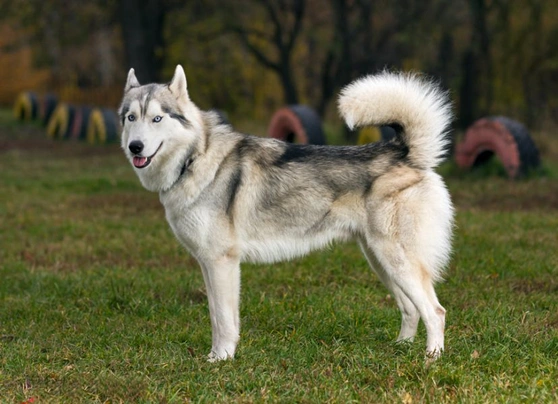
top-left (128, 140), bottom-right (144, 154)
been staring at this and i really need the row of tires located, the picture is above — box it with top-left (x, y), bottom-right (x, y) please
top-left (267, 104), bottom-right (396, 145)
top-left (15, 92), bottom-right (540, 178)
top-left (13, 92), bottom-right (119, 144)
top-left (13, 92), bottom-right (389, 148)
top-left (267, 104), bottom-right (540, 179)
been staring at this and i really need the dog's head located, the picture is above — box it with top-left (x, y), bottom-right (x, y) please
top-left (119, 65), bottom-right (204, 192)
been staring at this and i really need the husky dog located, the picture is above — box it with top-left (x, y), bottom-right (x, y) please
top-left (119, 65), bottom-right (454, 361)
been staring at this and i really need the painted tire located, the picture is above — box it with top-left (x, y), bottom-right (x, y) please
top-left (357, 126), bottom-right (397, 144)
top-left (13, 92), bottom-right (39, 121)
top-left (39, 94), bottom-right (58, 126)
top-left (46, 103), bottom-right (76, 139)
top-left (380, 126), bottom-right (397, 142)
top-left (455, 116), bottom-right (540, 178)
top-left (268, 105), bottom-right (326, 145)
top-left (69, 106), bottom-right (92, 141)
top-left (87, 108), bottom-right (119, 144)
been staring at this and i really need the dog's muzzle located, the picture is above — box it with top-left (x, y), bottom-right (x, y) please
top-left (129, 141), bottom-right (162, 169)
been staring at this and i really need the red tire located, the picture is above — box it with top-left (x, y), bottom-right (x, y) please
top-left (268, 105), bottom-right (326, 145)
top-left (455, 117), bottom-right (540, 178)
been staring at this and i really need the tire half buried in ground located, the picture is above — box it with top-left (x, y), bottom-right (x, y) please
top-left (268, 105), bottom-right (326, 145)
top-left (13, 92), bottom-right (39, 122)
top-left (40, 94), bottom-right (58, 126)
top-left (87, 108), bottom-right (119, 144)
top-left (46, 103), bottom-right (76, 139)
top-left (455, 116), bottom-right (540, 178)
top-left (69, 106), bottom-right (92, 141)
top-left (357, 125), bottom-right (398, 144)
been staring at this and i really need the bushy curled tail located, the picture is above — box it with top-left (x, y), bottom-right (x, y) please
top-left (338, 72), bottom-right (453, 170)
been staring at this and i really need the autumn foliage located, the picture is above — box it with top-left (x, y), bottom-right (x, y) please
top-left (0, 0), bottom-right (557, 129)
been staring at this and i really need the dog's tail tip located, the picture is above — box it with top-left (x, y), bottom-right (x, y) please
top-left (338, 72), bottom-right (453, 169)
top-left (343, 116), bottom-right (356, 131)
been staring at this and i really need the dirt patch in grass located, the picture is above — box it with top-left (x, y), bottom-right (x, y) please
top-left (75, 192), bottom-right (162, 214)
top-left (451, 178), bottom-right (558, 212)
top-left (510, 279), bottom-right (558, 295)
top-left (0, 125), bottom-right (122, 158)
top-left (466, 188), bottom-right (558, 211)
top-left (0, 137), bottom-right (123, 158)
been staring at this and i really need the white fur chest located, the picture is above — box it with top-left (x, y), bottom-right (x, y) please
top-left (159, 188), bottom-right (213, 258)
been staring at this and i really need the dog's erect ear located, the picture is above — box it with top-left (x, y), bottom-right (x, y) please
top-left (169, 65), bottom-right (188, 99)
top-left (125, 68), bottom-right (140, 92)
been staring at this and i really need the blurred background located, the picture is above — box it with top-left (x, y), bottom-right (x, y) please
top-left (1, 0), bottom-right (557, 132)
top-left (0, 4), bottom-right (557, 401)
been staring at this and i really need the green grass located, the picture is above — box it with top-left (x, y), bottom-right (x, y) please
top-left (0, 114), bottom-right (557, 403)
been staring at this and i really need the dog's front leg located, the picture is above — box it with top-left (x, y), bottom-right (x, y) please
top-left (200, 256), bottom-right (241, 362)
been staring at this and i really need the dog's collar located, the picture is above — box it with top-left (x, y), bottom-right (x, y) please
top-left (164, 157), bottom-right (193, 193)
top-left (179, 160), bottom-right (189, 177)
top-left (179, 158), bottom-right (193, 180)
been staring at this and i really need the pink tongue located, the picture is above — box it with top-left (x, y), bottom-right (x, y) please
top-left (133, 156), bottom-right (148, 168)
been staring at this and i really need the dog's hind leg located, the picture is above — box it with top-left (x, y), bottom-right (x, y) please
top-left (359, 241), bottom-right (420, 342)
top-left (200, 255), bottom-right (241, 362)
top-left (363, 236), bottom-right (446, 359)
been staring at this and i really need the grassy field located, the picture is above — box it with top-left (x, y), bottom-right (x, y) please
top-left (0, 111), bottom-right (557, 403)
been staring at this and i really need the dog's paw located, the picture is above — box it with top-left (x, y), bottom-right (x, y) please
top-left (207, 346), bottom-right (235, 362)
top-left (424, 348), bottom-right (443, 367)
top-left (207, 352), bottom-right (222, 363)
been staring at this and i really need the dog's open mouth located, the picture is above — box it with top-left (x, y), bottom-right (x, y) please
top-left (133, 156), bottom-right (151, 169)
top-left (132, 143), bottom-right (163, 169)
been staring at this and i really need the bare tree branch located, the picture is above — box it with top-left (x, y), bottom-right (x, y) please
top-left (230, 26), bottom-right (280, 71)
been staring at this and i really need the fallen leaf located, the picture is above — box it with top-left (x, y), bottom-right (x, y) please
top-left (402, 392), bottom-right (413, 404)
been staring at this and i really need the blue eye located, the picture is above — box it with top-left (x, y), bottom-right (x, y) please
top-left (127, 114), bottom-right (135, 122)
top-left (153, 115), bottom-right (163, 123)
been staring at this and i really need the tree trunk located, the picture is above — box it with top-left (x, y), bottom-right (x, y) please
top-left (458, 50), bottom-right (480, 129)
top-left (118, 0), bottom-right (166, 83)
top-left (279, 59), bottom-right (299, 105)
